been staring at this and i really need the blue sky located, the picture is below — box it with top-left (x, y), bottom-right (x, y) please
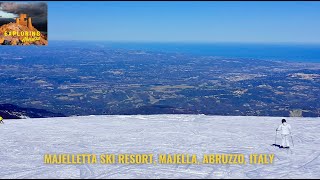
top-left (48, 2), bottom-right (320, 43)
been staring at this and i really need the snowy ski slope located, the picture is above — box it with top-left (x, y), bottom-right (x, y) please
top-left (0, 115), bottom-right (319, 179)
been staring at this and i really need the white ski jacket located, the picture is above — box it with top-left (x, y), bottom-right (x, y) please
top-left (277, 122), bottom-right (292, 135)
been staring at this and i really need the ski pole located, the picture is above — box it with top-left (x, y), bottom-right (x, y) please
top-left (290, 134), bottom-right (294, 147)
top-left (275, 129), bottom-right (278, 145)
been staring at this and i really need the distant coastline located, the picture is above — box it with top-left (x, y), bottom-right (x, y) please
top-left (47, 41), bottom-right (320, 63)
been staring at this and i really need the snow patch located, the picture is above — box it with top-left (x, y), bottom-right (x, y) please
top-left (0, 115), bottom-right (319, 178)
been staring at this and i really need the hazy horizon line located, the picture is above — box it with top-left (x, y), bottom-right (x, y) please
top-left (48, 40), bottom-right (320, 45)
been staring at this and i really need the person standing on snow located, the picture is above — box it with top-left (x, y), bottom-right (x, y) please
top-left (276, 119), bottom-right (292, 148)
top-left (0, 116), bottom-right (4, 124)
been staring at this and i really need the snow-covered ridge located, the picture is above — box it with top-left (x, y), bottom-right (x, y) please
top-left (0, 115), bottom-right (319, 178)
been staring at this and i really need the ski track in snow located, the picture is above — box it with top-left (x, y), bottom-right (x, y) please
top-left (0, 115), bottom-right (319, 179)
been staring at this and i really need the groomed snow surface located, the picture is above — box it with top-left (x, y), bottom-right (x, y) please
top-left (0, 115), bottom-right (319, 179)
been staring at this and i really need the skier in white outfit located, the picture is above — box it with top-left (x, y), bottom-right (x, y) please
top-left (276, 119), bottom-right (292, 148)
